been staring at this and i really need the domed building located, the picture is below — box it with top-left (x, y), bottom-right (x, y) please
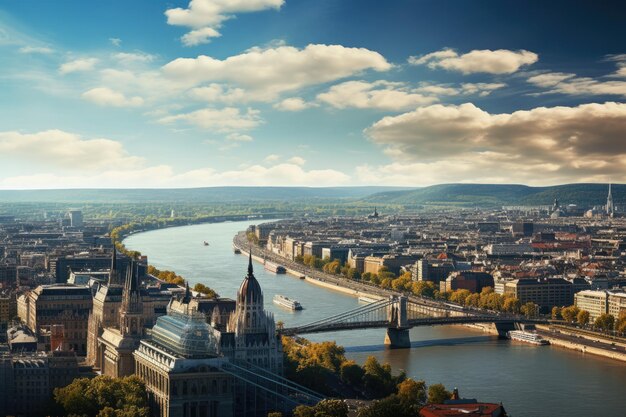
top-left (211, 253), bottom-right (283, 374)
top-left (133, 284), bottom-right (234, 417)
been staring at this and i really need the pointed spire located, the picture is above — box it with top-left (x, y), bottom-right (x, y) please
top-left (247, 248), bottom-right (254, 277)
top-left (183, 281), bottom-right (191, 303)
top-left (108, 242), bottom-right (119, 286)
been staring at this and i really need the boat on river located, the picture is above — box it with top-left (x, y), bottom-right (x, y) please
top-left (273, 294), bottom-right (303, 310)
top-left (508, 330), bottom-right (550, 345)
top-left (264, 261), bottom-right (286, 274)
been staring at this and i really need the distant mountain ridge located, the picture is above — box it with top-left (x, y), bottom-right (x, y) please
top-left (0, 186), bottom-right (410, 203)
top-left (364, 183), bottom-right (624, 207)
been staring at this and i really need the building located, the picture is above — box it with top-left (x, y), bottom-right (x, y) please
top-left (18, 284), bottom-right (92, 355)
top-left (574, 290), bottom-right (609, 321)
top-left (606, 183), bottom-right (615, 217)
top-left (608, 290), bottom-right (626, 318)
top-left (68, 209), bottom-right (83, 228)
top-left (98, 261), bottom-right (145, 377)
top-left (503, 278), bottom-right (573, 311)
top-left (211, 254), bottom-right (283, 375)
top-left (7, 324), bottom-right (38, 352)
top-left (133, 292), bottom-right (234, 417)
top-left (0, 350), bottom-right (79, 416)
top-left (440, 271), bottom-right (494, 293)
top-left (419, 388), bottom-right (508, 417)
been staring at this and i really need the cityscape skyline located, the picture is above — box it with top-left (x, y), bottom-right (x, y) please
top-left (1, 0), bottom-right (626, 189)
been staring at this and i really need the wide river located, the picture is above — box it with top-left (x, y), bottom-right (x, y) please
top-left (125, 220), bottom-right (626, 417)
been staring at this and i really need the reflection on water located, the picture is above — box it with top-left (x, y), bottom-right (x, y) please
top-left (125, 220), bottom-right (626, 417)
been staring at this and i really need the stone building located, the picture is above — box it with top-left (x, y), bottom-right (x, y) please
top-left (18, 284), bottom-right (92, 354)
top-left (98, 260), bottom-right (145, 377)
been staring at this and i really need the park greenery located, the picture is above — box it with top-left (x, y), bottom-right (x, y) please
top-left (281, 335), bottom-right (454, 416)
top-left (53, 375), bottom-right (150, 417)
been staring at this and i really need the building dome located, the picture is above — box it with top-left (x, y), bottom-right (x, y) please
top-left (150, 310), bottom-right (219, 358)
top-left (238, 253), bottom-right (263, 305)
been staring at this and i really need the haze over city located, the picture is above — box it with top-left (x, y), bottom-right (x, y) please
top-left (1, 0), bottom-right (625, 189)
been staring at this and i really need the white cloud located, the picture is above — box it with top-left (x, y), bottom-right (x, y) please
top-left (165, 0), bottom-right (284, 45)
top-left (0, 130), bottom-right (143, 171)
top-left (287, 156), bottom-right (306, 166)
top-left (82, 87), bottom-right (144, 107)
top-left (181, 27), bottom-right (221, 46)
top-left (317, 80), bottom-right (437, 110)
top-left (109, 38), bottom-right (122, 46)
top-left (112, 52), bottom-right (156, 64)
top-left (19, 46), bottom-right (54, 54)
top-left (59, 58), bottom-right (99, 74)
top-left (189, 84), bottom-right (247, 103)
top-left (159, 107), bottom-right (262, 131)
top-left (264, 154), bottom-right (280, 163)
top-left (163, 44), bottom-right (391, 100)
top-left (273, 97), bottom-right (315, 111)
top-left (528, 71), bottom-right (626, 97)
top-left (364, 101), bottom-right (626, 184)
top-left (409, 48), bottom-right (538, 74)
top-left (226, 132), bottom-right (253, 142)
top-left (0, 163), bottom-right (351, 189)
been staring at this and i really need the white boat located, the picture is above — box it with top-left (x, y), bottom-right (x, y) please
top-left (273, 294), bottom-right (303, 310)
top-left (508, 330), bottom-right (550, 345)
top-left (358, 295), bottom-right (383, 303)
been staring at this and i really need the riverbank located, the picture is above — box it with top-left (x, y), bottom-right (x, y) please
top-left (234, 232), bottom-right (626, 362)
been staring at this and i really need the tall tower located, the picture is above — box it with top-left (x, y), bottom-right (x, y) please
top-left (607, 183), bottom-right (615, 217)
top-left (119, 261), bottom-right (143, 336)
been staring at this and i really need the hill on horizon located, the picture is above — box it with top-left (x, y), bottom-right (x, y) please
top-left (364, 183), bottom-right (624, 207)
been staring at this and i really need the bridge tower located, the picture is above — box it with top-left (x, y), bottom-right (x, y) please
top-left (384, 296), bottom-right (411, 348)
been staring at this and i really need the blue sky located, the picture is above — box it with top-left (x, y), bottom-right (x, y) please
top-left (1, 0), bottom-right (625, 188)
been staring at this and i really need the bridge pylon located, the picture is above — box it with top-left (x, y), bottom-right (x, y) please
top-left (385, 296), bottom-right (411, 348)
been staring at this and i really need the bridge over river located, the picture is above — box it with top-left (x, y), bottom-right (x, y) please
top-left (281, 296), bottom-right (549, 348)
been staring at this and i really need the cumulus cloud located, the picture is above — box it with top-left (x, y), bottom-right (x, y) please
top-left (189, 84), bottom-right (247, 103)
top-left (158, 107), bottom-right (262, 131)
top-left (409, 48), bottom-right (538, 74)
top-left (82, 87), bottom-right (144, 107)
top-left (528, 71), bottom-right (626, 97)
top-left (316, 80), bottom-right (506, 111)
top-left (0, 163), bottom-right (350, 189)
top-left (364, 102), bottom-right (626, 184)
top-left (317, 80), bottom-right (436, 110)
top-left (112, 52), bottom-right (156, 64)
top-left (165, 0), bottom-right (284, 45)
top-left (163, 44), bottom-right (391, 100)
top-left (0, 130), bottom-right (143, 171)
top-left (19, 46), bottom-right (54, 54)
top-left (59, 57), bottom-right (99, 74)
top-left (264, 154), bottom-right (280, 163)
top-left (226, 132), bottom-right (253, 142)
top-left (109, 38), bottom-right (122, 46)
top-left (273, 97), bottom-right (316, 111)
top-left (287, 156), bottom-right (306, 166)
top-left (181, 27), bottom-right (221, 46)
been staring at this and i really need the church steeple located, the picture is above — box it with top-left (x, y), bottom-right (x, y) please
top-left (108, 244), bottom-right (121, 286)
top-left (237, 250), bottom-right (263, 306)
top-left (120, 260), bottom-right (143, 336)
top-left (607, 183), bottom-right (614, 216)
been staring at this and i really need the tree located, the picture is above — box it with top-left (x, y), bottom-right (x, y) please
top-left (193, 283), bottom-right (218, 298)
top-left (616, 311), bottom-right (626, 334)
top-left (293, 400), bottom-right (347, 417)
top-left (449, 289), bottom-right (471, 306)
top-left (594, 313), bottom-right (615, 332)
top-left (551, 306), bottom-right (562, 320)
top-left (54, 375), bottom-right (149, 417)
top-left (521, 302), bottom-right (539, 319)
top-left (357, 395), bottom-right (407, 417)
top-left (427, 383), bottom-right (451, 404)
top-left (577, 310), bottom-right (590, 326)
top-left (397, 378), bottom-right (427, 407)
top-left (340, 360), bottom-right (365, 387)
top-left (561, 306), bottom-right (580, 323)
top-left (502, 296), bottom-right (521, 314)
top-left (267, 413), bottom-right (283, 417)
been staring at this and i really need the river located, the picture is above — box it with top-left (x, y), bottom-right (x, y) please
top-left (124, 220), bottom-right (626, 417)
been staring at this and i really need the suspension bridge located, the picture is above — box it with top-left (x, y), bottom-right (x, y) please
top-left (281, 296), bottom-right (548, 348)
